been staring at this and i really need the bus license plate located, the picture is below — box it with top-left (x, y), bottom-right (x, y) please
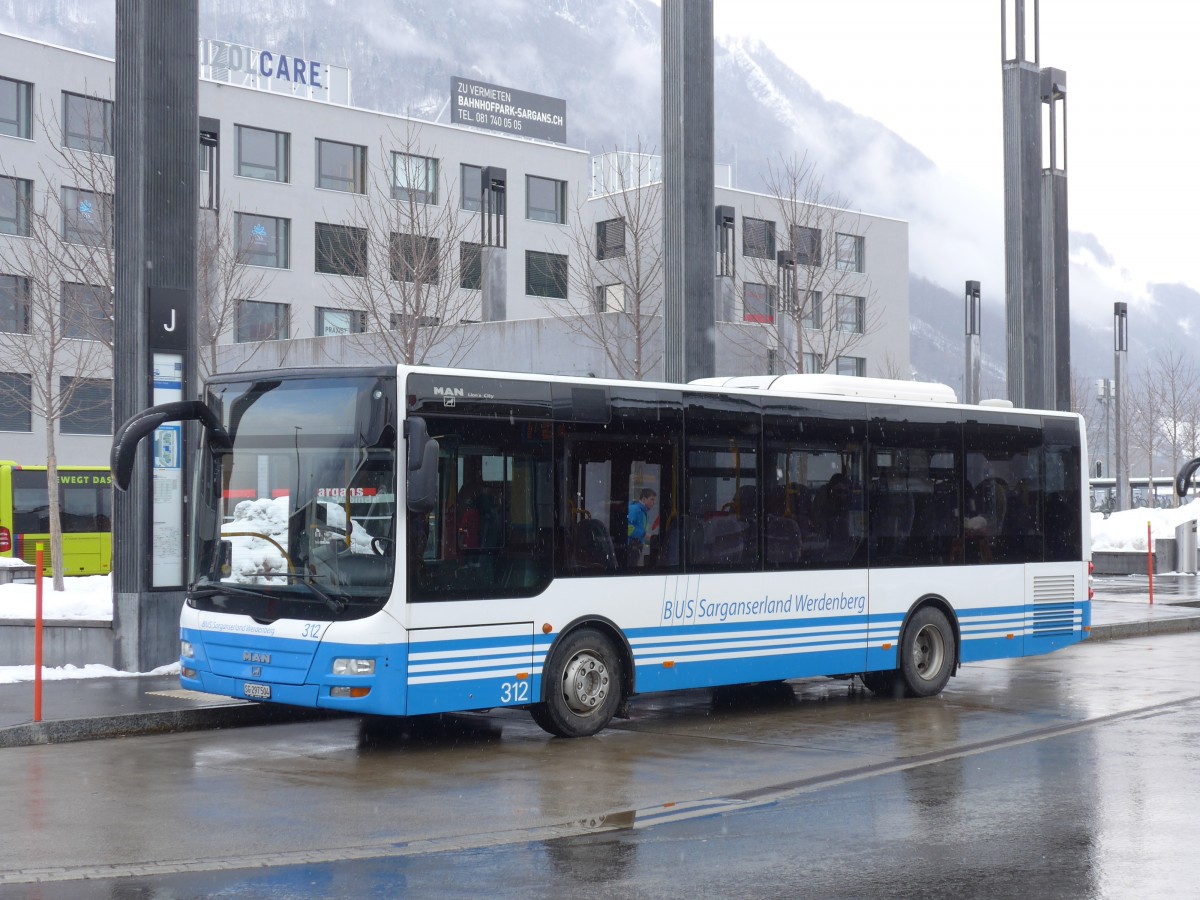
top-left (244, 682), bottom-right (271, 700)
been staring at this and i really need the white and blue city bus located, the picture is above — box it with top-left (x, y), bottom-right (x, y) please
top-left (111, 366), bottom-right (1090, 737)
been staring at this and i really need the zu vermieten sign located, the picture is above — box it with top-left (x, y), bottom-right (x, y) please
top-left (451, 77), bottom-right (566, 143)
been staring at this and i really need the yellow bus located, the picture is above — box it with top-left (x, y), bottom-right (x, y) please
top-left (0, 461), bottom-right (112, 576)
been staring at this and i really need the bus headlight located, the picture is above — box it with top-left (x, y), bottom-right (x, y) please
top-left (181, 640), bottom-right (195, 659)
top-left (332, 658), bottom-right (375, 675)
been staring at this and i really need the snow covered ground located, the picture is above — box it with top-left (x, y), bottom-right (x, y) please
top-left (1091, 501), bottom-right (1200, 555)
top-left (1, 499), bottom-right (1196, 681)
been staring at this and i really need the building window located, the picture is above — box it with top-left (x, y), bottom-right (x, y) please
top-left (836, 233), bottom-right (864, 273)
top-left (61, 282), bottom-right (111, 343)
top-left (0, 372), bottom-right (31, 432)
top-left (595, 283), bottom-right (625, 313)
top-left (792, 225), bottom-right (821, 267)
top-left (237, 213), bottom-right (290, 269)
top-left (836, 294), bottom-right (865, 334)
top-left (742, 217), bottom-right (775, 259)
top-left (236, 299), bottom-right (289, 342)
top-left (526, 175), bottom-right (566, 224)
top-left (0, 176), bottom-right (31, 236)
top-left (596, 218), bottom-right (625, 260)
top-left (60, 376), bottom-right (112, 435)
top-left (61, 187), bottom-right (113, 246)
top-left (743, 282), bottom-right (775, 324)
top-left (62, 92), bottom-right (113, 155)
top-left (315, 139), bottom-right (366, 193)
top-left (836, 356), bottom-right (865, 377)
top-left (460, 241), bottom-right (482, 290)
top-left (315, 307), bottom-right (364, 336)
top-left (0, 274), bottom-right (30, 334)
top-left (390, 233), bottom-right (440, 283)
top-left (392, 152), bottom-right (438, 205)
top-left (526, 250), bottom-right (568, 298)
top-left (315, 223), bottom-right (367, 277)
top-left (236, 125), bottom-right (289, 182)
top-left (802, 352), bottom-right (823, 374)
top-left (801, 291), bottom-right (823, 329)
top-left (0, 77), bottom-right (33, 139)
top-left (461, 164), bottom-right (482, 212)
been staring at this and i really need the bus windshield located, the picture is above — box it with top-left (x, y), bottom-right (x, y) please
top-left (191, 373), bottom-right (397, 619)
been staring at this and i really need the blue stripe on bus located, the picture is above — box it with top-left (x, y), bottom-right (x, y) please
top-left (182, 597), bottom-right (1088, 717)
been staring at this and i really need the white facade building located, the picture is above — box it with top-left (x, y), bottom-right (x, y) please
top-left (0, 31), bottom-right (910, 466)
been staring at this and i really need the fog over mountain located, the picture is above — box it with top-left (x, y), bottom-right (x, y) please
top-left (4, 0), bottom-right (1195, 393)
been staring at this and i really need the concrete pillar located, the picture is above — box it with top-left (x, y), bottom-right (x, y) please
top-left (1041, 68), bottom-right (1070, 412)
top-left (1002, 0), bottom-right (1046, 409)
top-left (113, 1), bottom-right (198, 670)
top-left (662, 0), bottom-right (715, 383)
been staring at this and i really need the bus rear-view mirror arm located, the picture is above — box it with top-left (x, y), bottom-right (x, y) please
top-left (1177, 457), bottom-right (1200, 499)
top-left (405, 417), bottom-right (439, 513)
top-left (110, 400), bottom-right (230, 492)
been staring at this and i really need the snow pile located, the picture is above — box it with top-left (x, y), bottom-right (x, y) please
top-left (1091, 501), bottom-right (1200, 553)
top-left (0, 661), bottom-right (179, 685)
top-left (224, 496), bottom-right (291, 582)
top-left (222, 495), bottom-right (375, 582)
top-left (0, 574), bottom-right (114, 621)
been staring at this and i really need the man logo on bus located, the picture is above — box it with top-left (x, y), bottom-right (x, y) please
top-left (434, 385), bottom-right (464, 407)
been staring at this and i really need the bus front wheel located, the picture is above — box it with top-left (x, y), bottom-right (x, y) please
top-left (898, 606), bottom-right (955, 697)
top-left (531, 628), bottom-right (622, 738)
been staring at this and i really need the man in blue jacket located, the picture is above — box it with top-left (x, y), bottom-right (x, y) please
top-left (627, 488), bottom-right (657, 567)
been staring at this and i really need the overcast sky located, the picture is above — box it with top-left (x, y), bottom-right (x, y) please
top-left (714, 0), bottom-right (1198, 311)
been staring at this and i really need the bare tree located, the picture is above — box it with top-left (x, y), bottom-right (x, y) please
top-left (1125, 363), bottom-right (1161, 506)
top-left (1071, 368), bottom-right (1105, 477)
top-left (1149, 342), bottom-right (1198, 503)
top-left (321, 125), bottom-right (479, 366)
top-left (30, 92), bottom-right (117, 351)
top-left (0, 184), bottom-right (110, 591)
top-left (734, 154), bottom-right (880, 375)
top-left (545, 143), bottom-right (664, 380)
top-left (196, 207), bottom-right (277, 379)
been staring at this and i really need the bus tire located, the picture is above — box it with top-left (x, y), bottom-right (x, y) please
top-left (898, 606), bottom-right (954, 697)
top-left (531, 628), bottom-right (622, 738)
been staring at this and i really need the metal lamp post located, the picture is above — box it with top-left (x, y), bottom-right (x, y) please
top-left (1114, 302), bottom-right (1129, 511)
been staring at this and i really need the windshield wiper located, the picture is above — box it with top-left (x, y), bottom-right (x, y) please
top-left (191, 576), bottom-right (349, 613)
top-left (190, 582), bottom-right (280, 602)
top-left (297, 574), bottom-right (348, 613)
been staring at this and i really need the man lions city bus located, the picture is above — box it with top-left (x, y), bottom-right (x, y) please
top-left (111, 367), bottom-right (1090, 737)
top-left (0, 461), bottom-right (112, 575)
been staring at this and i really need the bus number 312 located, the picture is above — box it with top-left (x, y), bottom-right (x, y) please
top-left (500, 681), bottom-right (530, 703)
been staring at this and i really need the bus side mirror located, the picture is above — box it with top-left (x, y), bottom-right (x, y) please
top-left (406, 417), bottom-right (439, 513)
top-left (110, 400), bottom-right (229, 492)
top-left (1177, 457), bottom-right (1200, 499)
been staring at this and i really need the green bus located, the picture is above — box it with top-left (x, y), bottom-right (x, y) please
top-left (0, 461), bottom-right (112, 576)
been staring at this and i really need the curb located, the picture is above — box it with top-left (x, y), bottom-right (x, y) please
top-left (1086, 614), bottom-right (1200, 642)
top-left (0, 702), bottom-right (338, 749)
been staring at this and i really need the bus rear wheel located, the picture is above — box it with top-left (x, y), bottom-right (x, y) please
top-left (898, 606), bottom-right (955, 697)
top-left (531, 628), bottom-right (622, 738)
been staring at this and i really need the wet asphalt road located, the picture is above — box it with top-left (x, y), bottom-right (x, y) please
top-left (3, 630), bottom-right (1199, 898)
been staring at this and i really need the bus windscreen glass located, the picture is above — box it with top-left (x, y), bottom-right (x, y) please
top-left (191, 374), bottom-right (398, 619)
